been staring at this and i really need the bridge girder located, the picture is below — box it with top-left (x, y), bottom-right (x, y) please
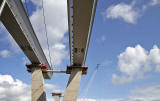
top-left (63, 0), bottom-right (98, 101)
top-left (0, 0), bottom-right (53, 79)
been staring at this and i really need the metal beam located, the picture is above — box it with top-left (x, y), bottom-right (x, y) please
top-left (68, 0), bottom-right (98, 66)
top-left (0, 0), bottom-right (53, 79)
top-left (64, 0), bottom-right (98, 100)
top-left (47, 70), bottom-right (66, 73)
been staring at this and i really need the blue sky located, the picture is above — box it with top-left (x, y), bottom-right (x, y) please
top-left (0, 0), bottom-right (160, 101)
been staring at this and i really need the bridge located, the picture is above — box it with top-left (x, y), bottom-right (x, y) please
top-left (0, 0), bottom-right (98, 101)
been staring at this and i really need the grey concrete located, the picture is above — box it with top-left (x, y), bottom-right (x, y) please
top-left (54, 95), bottom-right (60, 101)
top-left (0, 0), bottom-right (6, 18)
top-left (63, 68), bottom-right (82, 101)
top-left (67, 0), bottom-right (98, 65)
top-left (31, 67), bottom-right (46, 101)
top-left (0, 0), bottom-right (52, 79)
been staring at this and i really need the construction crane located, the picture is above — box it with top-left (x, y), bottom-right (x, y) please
top-left (82, 64), bottom-right (100, 98)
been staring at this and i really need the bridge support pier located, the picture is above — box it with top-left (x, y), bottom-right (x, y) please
top-left (31, 67), bottom-right (47, 101)
top-left (63, 68), bottom-right (83, 101)
top-left (52, 92), bottom-right (62, 101)
top-left (54, 95), bottom-right (60, 101)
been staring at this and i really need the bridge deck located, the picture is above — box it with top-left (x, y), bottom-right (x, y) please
top-left (0, 0), bottom-right (53, 79)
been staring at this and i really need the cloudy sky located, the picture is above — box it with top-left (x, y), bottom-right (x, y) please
top-left (0, 0), bottom-right (160, 101)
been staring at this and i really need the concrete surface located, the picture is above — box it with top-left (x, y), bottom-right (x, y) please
top-left (31, 67), bottom-right (46, 101)
top-left (63, 68), bottom-right (82, 101)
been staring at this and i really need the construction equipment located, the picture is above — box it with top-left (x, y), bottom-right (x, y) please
top-left (82, 64), bottom-right (100, 98)
top-left (26, 64), bottom-right (49, 73)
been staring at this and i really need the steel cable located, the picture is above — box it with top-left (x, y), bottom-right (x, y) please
top-left (41, 0), bottom-right (54, 68)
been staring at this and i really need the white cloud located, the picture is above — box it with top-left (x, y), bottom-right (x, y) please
top-left (112, 74), bottom-right (133, 85)
top-left (1, 73), bottom-right (160, 101)
top-left (45, 83), bottom-right (56, 90)
top-left (0, 74), bottom-right (31, 101)
top-left (0, 74), bottom-right (58, 101)
top-left (113, 45), bottom-right (160, 85)
top-left (44, 43), bottom-right (67, 65)
top-left (98, 99), bottom-right (123, 101)
top-left (0, 50), bottom-right (10, 58)
top-left (118, 45), bottom-right (148, 76)
top-left (148, 45), bottom-right (160, 72)
top-left (100, 35), bottom-right (106, 41)
top-left (106, 0), bottom-right (160, 24)
top-left (21, 0), bottom-right (25, 3)
top-left (129, 84), bottom-right (160, 101)
top-left (78, 98), bottom-right (123, 101)
top-left (78, 84), bottom-right (160, 101)
top-left (78, 98), bottom-right (96, 101)
top-left (30, 0), bottom-right (68, 66)
top-left (30, 0), bottom-right (41, 7)
top-left (106, 3), bottom-right (139, 24)
top-left (150, 0), bottom-right (160, 6)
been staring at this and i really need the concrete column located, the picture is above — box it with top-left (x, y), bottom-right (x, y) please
top-left (31, 67), bottom-right (47, 101)
top-left (52, 92), bottom-right (62, 101)
top-left (63, 68), bottom-right (82, 101)
top-left (54, 95), bottom-right (60, 101)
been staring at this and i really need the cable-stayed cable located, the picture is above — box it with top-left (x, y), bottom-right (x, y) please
top-left (41, 0), bottom-right (53, 68)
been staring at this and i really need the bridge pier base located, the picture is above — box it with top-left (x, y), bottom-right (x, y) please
top-left (31, 67), bottom-right (47, 101)
top-left (54, 95), bottom-right (60, 101)
top-left (63, 68), bottom-right (82, 101)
